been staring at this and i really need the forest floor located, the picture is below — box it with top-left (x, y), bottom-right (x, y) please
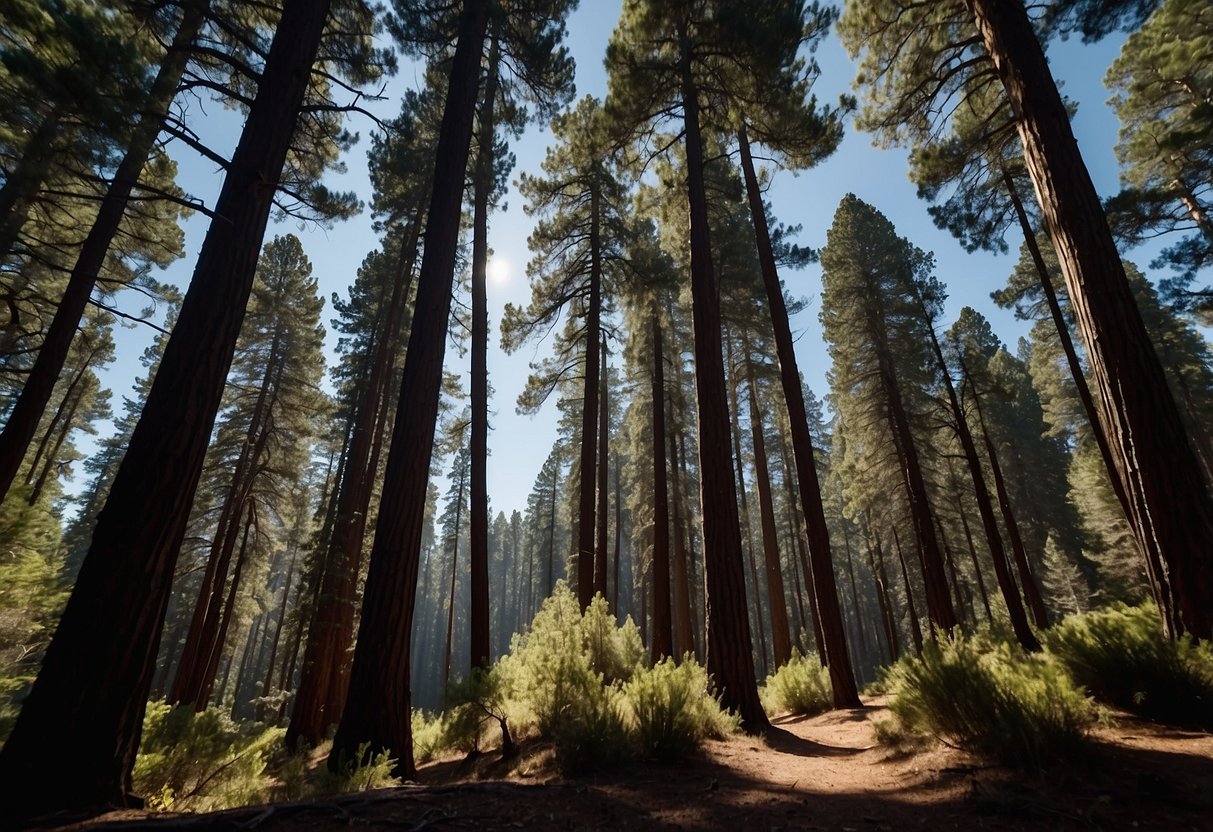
top-left (57, 697), bottom-right (1213, 831)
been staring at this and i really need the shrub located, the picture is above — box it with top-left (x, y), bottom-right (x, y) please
top-left (1045, 602), bottom-right (1213, 728)
top-left (133, 701), bottom-right (283, 811)
top-left (760, 651), bottom-right (832, 717)
top-left (313, 742), bottom-right (400, 795)
top-left (884, 638), bottom-right (1093, 767)
top-left (497, 584), bottom-right (642, 736)
top-left (624, 657), bottom-right (736, 761)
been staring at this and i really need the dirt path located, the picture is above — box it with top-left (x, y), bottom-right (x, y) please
top-left (56, 699), bottom-right (1213, 831)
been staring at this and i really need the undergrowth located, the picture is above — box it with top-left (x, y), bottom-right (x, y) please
top-left (760, 650), bottom-right (832, 717)
top-left (133, 702), bottom-right (284, 812)
top-left (1044, 602), bottom-right (1213, 728)
top-left (882, 637), bottom-right (1093, 767)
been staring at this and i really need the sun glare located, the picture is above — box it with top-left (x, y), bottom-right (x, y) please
top-left (487, 256), bottom-right (510, 285)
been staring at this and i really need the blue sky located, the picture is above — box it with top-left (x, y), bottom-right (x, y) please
top-left (87, 4), bottom-right (1162, 519)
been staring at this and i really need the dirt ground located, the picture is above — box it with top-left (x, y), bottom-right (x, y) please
top-left (53, 698), bottom-right (1213, 831)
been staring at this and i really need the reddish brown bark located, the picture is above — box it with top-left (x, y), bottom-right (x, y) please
top-left (968, 0), bottom-right (1213, 639)
top-left (595, 333), bottom-right (610, 600)
top-left (743, 357), bottom-right (792, 668)
top-left (0, 1), bottom-right (334, 816)
top-left (678, 30), bottom-right (765, 731)
top-left (649, 305), bottom-right (673, 661)
top-left (738, 124), bottom-right (859, 705)
top-left (469, 28), bottom-right (500, 670)
top-left (328, 0), bottom-right (490, 776)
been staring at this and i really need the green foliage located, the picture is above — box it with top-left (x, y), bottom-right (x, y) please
top-left (132, 701), bottom-right (283, 812)
top-left (314, 742), bottom-right (400, 795)
top-left (1045, 603), bottom-right (1213, 728)
top-left (498, 583), bottom-right (643, 734)
top-left (0, 491), bottom-right (68, 741)
top-left (623, 657), bottom-right (737, 762)
top-left (760, 651), bottom-right (833, 717)
top-left (883, 637), bottom-right (1093, 767)
top-left (491, 584), bottom-right (733, 772)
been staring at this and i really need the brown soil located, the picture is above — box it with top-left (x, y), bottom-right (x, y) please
top-left (53, 698), bottom-right (1213, 831)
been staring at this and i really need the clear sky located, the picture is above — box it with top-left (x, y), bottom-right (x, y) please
top-left (85, 4), bottom-right (1164, 520)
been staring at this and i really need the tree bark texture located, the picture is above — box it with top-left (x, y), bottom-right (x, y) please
top-left (968, 0), bottom-right (1213, 639)
top-left (470, 28), bottom-right (500, 669)
top-left (738, 124), bottom-right (858, 705)
top-left (649, 305), bottom-right (673, 661)
top-left (678, 33), bottom-right (765, 732)
top-left (327, 0), bottom-right (489, 777)
top-left (0, 0), bottom-right (334, 816)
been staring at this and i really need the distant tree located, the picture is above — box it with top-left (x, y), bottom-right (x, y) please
top-left (506, 96), bottom-right (628, 611)
top-left (820, 195), bottom-right (957, 635)
top-left (168, 234), bottom-right (326, 712)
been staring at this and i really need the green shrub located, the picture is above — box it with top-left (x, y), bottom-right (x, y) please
top-left (133, 701), bottom-right (283, 811)
top-left (884, 638), bottom-right (1093, 767)
top-left (624, 657), bottom-right (736, 761)
top-left (760, 651), bottom-right (832, 717)
top-left (497, 583), bottom-right (642, 736)
top-left (1045, 602), bottom-right (1213, 728)
top-left (313, 742), bottom-right (400, 795)
top-left (412, 709), bottom-right (453, 765)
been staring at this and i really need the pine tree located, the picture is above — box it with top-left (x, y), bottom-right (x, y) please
top-left (820, 195), bottom-right (957, 635)
top-left (1103, 0), bottom-right (1212, 318)
top-left (168, 234), bottom-right (326, 712)
top-left (0, 0), bottom-right (341, 815)
top-left (506, 95), bottom-right (628, 611)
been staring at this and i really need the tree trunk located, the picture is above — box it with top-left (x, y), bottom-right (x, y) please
top-left (469, 28), bottom-right (500, 669)
top-left (742, 355), bottom-right (792, 668)
top-left (968, 0), bottom-right (1213, 639)
top-left (890, 528), bottom-right (923, 656)
top-left (917, 291), bottom-right (1038, 648)
top-left (595, 333), bottom-right (610, 600)
top-left (726, 340), bottom-right (768, 678)
top-left (971, 389), bottom-right (1049, 629)
top-left (738, 123), bottom-right (858, 706)
top-left (668, 417), bottom-right (696, 660)
top-left (575, 181), bottom-right (603, 612)
top-left (287, 209), bottom-right (421, 748)
top-left (649, 305), bottom-right (673, 661)
top-left (864, 514), bottom-right (900, 663)
top-left (257, 543), bottom-right (298, 722)
top-left (0, 0), bottom-right (333, 814)
top-left (197, 502), bottom-right (258, 709)
top-left (0, 1), bottom-right (208, 502)
top-left (444, 465), bottom-right (466, 691)
top-left (0, 112), bottom-right (62, 267)
top-left (871, 311), bottom-right (956, 634)
top-left (328, 0), bottom-right (489, 777)
top-left (612, 452), bottom-right (622, 614)
top-left (838, 521), bottom-right (869, 662)
top-left (1003, 168), bottom-right (1136, 528)
top-left (678, 28), bottom-right (765, 733)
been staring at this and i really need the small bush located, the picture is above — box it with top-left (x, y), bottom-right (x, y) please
top-left (314, 742), bottom-right (400, 795)
top-left (884, 638), bottom-right (1093, 767)
top-left (133, 701), bottom-right (283, 811)
top-left (761, 651), bottom-right (832, 717)
top-left (551, 681), bottom-right (630, 774)
top-left (624, 657), bottom-right (736, 761)
top-left (1045, 602), bottom-right (1213, 728)
top-left (411, 709), bottom-right (452, 765)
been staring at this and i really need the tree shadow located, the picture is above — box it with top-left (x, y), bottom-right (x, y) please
top-left (760, 725), bottom-right (869, 758)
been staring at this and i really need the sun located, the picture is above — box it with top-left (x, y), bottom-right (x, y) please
top-left (487, 256), bottom-right (510, 285)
